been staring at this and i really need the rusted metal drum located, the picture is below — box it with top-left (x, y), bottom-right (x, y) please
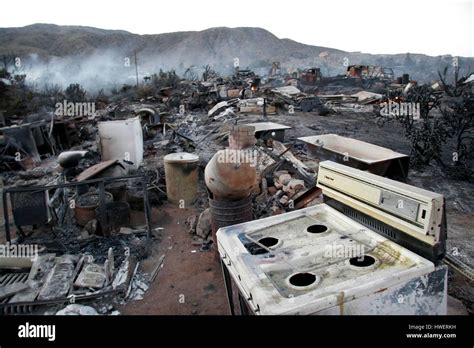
top-left (209, 195), bottom-right (253, 248)
top-left (10, 190), bottom-right (48, 227)
top-left (75, 191), bottom-right (113, 226)
top-left (164, 152), bottom-right (199, 206)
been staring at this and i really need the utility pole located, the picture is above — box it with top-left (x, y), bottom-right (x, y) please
top-left (134, 50), bottom-right (139, 87)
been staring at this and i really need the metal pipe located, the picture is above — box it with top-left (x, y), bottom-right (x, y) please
top-left (2, 190), bottom-right (11, 242)
top-left (142, 175), bottom-right (152, 239)
top-left (98, 181), bottom-right (108, 235)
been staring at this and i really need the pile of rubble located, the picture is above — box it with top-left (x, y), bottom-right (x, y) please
top-left (0, 244), bottom-right (152, 315)
top-left (1, 61), bottom-right (471, 315)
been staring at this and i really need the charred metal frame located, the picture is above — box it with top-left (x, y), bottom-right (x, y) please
top-left (0, 286), bottom-right (122, 314)
top-left (2, 174), bottom-right (152, 242)
top-left (220, 259), bottom-right (252, 315)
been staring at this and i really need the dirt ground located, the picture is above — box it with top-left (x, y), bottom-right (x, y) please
top-left (119, 205), bottom-right (229, 315)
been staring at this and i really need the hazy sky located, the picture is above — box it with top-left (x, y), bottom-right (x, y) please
top-left (2, 0), bottom-right (472, 57)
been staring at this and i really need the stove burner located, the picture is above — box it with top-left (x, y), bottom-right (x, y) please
top-left (349, 255), bottom-right (376, 267)
top-left (258, 237), bottom-right (279, 248)
top-left (289, 273), bottom-right (317, 287)
top-left (306, 224), bottom-right (328, 234)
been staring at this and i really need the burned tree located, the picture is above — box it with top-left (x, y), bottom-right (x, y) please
top-left (65, 83), bottom-right (87, 103)
top-left (375, 66), bottom-right (474, 179)
top-left (41, 84), bottom-right (64, 107)
top-left (201, 64), bottom-right (219, 81)
top-left (151, 69), bottom-right (180, 89)
top-left (183, 66), bottom-right (198, 81)
top-left (437, 66), bottom-right (474, 178)
top-left (375, 85), bottom-right (445, 167)
top-left (0, 68), bottom-right (32, 118)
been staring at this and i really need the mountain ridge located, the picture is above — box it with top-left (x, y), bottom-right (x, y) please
top-left (1, 24), bottom-right (472, 89)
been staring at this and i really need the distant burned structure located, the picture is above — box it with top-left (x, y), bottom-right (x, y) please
top-left (346, 65), bottom-right (394, 82)
top-left (300, 68), bottom-right (322, 86)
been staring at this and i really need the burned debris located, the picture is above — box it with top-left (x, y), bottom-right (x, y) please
top-left (0, 57), bottom-right (473, 316)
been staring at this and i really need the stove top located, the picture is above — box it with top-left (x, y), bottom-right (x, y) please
top-left (217, 204), bottom-right (434, 315)
top-left (217, 161), bottom-right (446, 315)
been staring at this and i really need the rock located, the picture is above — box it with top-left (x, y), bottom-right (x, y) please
top-left (280, 195), bottom-right (289, 205)
top-left (196, 209), bottom-right (212, 239)
top-left (278, 173), bottom-right (292, 186)
top-left (185, 215), bottom-right (197, 234)
top-left (287, 179), bottom-right (305, 192)
top-left (283, 179), bottom-right (306, 196)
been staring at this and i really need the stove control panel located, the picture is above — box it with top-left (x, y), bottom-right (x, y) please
top-left (317, 161), bottom-right (446, 248)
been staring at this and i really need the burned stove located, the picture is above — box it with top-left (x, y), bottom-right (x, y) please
top-left (217, 160), bottom-right (447, 315)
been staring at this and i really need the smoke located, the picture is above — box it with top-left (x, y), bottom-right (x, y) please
top-left (17, 49), bottom-right (238, 94)
top-left (20, 50), bottom-right (137, 93)
top-left (13, 47), bottom-right (467, 93)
